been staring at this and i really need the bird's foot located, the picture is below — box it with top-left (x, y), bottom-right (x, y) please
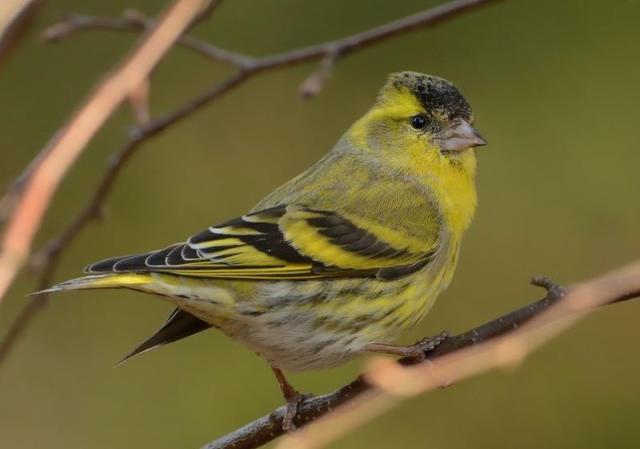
top-left (364, 330), bottom-right (450, 361)
top-left (409, 330), bottom-right (450, 361)
top-left (271, 365), bottom-right (313, 432)
top-left (409, 331), bottom-right (452, 389)
top-left (282, 391), bottom-right (313, 432)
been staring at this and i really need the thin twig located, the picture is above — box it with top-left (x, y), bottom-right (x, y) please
top-left (41, 10), bottom-right (254, 68)
top-left (41, 0), bottom-right (502, 84)
top-left (184, 0), bottom-right (217, 32)
top-left (0, 70), bottom-right (249, 364)
top-left (299, 52), bottom-right (339, 99)
top-left (0, 0), bottom-right (501, 363)
top-left (202, 274), bottom-right (640, 449)
top-left (0, 0), bottom-right (42, 67)
top-left (0, 0), bottom-right (220, 304)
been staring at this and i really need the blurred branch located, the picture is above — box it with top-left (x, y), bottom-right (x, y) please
top-left (41, 9), bottom-right (254, 67)
top-left (0, 0), bottom-right (42, 67)
top-left (278, 267), bottom-right (640, 449)
top-left (0, 0), bottom-right (501, 364)
top-left (0, 0), bottom-right (218, 307)
top-left (0, 71), bottom-right (247, 365)
top-left (42, 0), bottom-right (501, 90)
top-left (202, 272), bottom-right (640, 449)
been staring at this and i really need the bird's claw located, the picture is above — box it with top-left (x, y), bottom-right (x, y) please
top-left (410, 330), bottom-right (450, 361)
top-left (282, 392), bottom-right (313, 432)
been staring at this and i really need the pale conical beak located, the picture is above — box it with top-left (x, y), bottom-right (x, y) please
top-left (437, 120), bottom-right (487, 152)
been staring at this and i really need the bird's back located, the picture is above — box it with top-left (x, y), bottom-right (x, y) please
top-left (253, 136), bottom-right (443, 247)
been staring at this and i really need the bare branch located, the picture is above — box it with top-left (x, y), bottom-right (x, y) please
top-left (43, 0), bottom-right (502, 84)
top-left (201, 271), bottom-right (640, 449)
top-left (299, 52), bottom-right (338, 99)
top-left (127, 78), bottom-right (151, 126)
top-left (0, 0), bottom-right (42, 67)
top-left (41, 10), bottom-right (254, 68)
top-left (278, 262), bottom-right (640, 449)
top-left (184, 0), bottom-right (219, 32)
top-left (0, 70), bottom-right (249, 364)
top-left (0, 0), bottom-right (220, 305)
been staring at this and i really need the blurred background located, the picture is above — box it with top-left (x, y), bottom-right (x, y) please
top-left (1, 0), bottom-right (640, 448)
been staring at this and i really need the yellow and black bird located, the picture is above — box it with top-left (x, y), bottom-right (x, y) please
top-left (42, 71), bottom-right (486, 430)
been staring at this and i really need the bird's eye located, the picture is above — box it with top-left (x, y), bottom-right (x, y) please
top-left (410, 115), bottom-right (426, 130)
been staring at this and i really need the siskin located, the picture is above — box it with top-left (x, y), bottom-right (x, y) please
top-left (42, 71), bottom-right (486, 430)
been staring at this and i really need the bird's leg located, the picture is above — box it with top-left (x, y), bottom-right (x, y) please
top-left (364, 330), bottom-right (450, 362)
top-left (270, 365), bottom-right (308, 432)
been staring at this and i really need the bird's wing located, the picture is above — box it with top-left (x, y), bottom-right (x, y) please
top-left (86, 204), bottom-right (438, 281)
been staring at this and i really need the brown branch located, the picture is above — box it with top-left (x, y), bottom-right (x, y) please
top-left (0, 70), bottom-right (248, 364)
top-left (0, 0), bottom-right (45, 220)
top-left (201, 273), bottom-right (640, 449)
top-left (42, 0), bottom-right (502, 87)
top-left (299, 52), bottom-right (338, 99)
top-left (0, 0), bottom-right (501, 363)
top-left (0, 0), bottom-right (42, 67)
top-left (0, 0), bottom-right (220, 302)
top-left (279, 264), bottom-right (640, 449)
top-left (41, 10), bottom-right (254, 68)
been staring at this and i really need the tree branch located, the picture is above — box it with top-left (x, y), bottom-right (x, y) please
top-left (202, 272), bottom-right (640, 449)
top-left (0, 0), bottom-right (501, 363)
top-left (277, 264), bottom-right (640, 449)
top-left (42, 0), bottom-right (502, 87)
top-left (0, 0), bottom-right (42, 67)
top-left (0, 0), bottom-right (219, 306)
top-left (0, 70), bottom-right (248, 364)
top-left (41, 9), bottom-right (254, 67)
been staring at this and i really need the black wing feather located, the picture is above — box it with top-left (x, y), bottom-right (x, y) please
top-left (120, 309), bottom-right (211, 363)
top-left (305, 209), bottom-right (410, 260)
top-left (86, 205), bottom-right (434, 280)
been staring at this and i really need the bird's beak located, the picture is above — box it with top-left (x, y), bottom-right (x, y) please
top-left (437, 120), bottom-right (487, 152)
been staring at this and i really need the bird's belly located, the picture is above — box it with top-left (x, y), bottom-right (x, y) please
top-left (230, 274), bottom-right (443, 371)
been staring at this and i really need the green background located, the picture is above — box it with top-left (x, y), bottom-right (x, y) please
top-left (1, 1), bottom-right (639, 448)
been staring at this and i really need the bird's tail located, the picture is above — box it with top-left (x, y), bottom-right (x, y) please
top-left (33, 273), bottom-right (155, 295)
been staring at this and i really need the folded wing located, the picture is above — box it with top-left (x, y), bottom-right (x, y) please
top-left (86, 204), bottom-right (438, 281)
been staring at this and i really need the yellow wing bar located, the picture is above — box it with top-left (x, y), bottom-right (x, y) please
top-left (86, 205), bottom-right (438, 281)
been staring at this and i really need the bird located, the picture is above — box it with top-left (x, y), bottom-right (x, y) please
top-left (40, 71), bottom-right (486, 431)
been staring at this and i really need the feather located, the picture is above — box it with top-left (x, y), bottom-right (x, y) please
top-left (85, 205), bottom-right (436, 280)
top-left (119, 309), bottom-right (211, 363)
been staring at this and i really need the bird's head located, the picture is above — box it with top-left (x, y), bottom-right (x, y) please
top-left (348, 71), bottom-right (486, 175)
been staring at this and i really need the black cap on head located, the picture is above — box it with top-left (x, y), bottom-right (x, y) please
top-left (389, 71), bottom-right (473, 121)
